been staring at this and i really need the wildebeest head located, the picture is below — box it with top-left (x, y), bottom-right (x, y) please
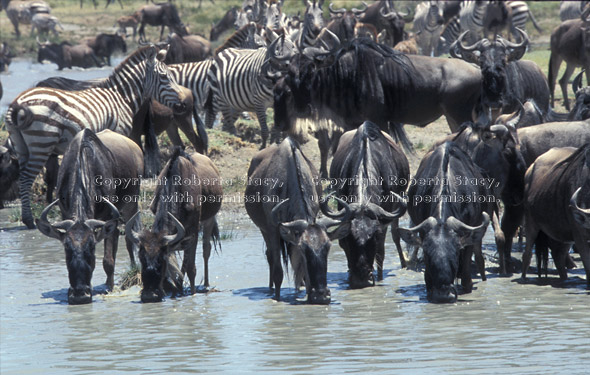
top-left (327, 2), bottom-right (368, 42)
top-left (452, 28), bottom-right (528, 123)
top-left (210, 6), bottom-right (237, 41)
top-left (125, 212), bottom-right (185, 303)
top-left (36, 199), bottom-right (120, 304)
top-left (372, 1), bottom-right (412, 47)
top-left (143, 45), bottom-right (187, 115)
top-left (400, 213), bottom-right (489, 303)
top-left (37, 39), bottom-right (68, 67)
top-left (569, 70), bottom-right (590, 120)
top-left (495, 99), bottom-right (544, 128)
top-left (0, 42), bottom-right (12, 72)
top-left (272, 195), bottom-right (351, 304)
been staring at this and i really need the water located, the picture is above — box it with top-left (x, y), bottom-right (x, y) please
top-left (1, 208), bottom-right (589, 375)
top-left (1, 58), bottom-right (589, 374)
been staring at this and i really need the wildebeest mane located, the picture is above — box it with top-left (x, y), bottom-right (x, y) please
top-left (152, 146), bottom-right (192, 233)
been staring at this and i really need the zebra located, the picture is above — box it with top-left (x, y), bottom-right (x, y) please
top-left (436, 14), bottom-right (461, 56)
top-left (413, 0), bottom-right (445, 56)
top-left (459, 0), bottom-right (488, 44)
top-left (205, 35), bottom-right (296, 149)
top-left (5, 45), bottom-right (187, 229)
top-left (505, 1), bottom-right (543, 41)
top-left (294, 0), bottom-right (326, 50)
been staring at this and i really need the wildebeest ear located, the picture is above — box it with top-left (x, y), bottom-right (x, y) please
top-left (93, 219), bottom-right (119, 243)
top-left (279, 220), bottom-right (309, 244)
top-left (35, 218), bottom-right (66, 241)
top-left (327, 222), bottom-right (351, 241)
top-left (398, 227), bottom-right (422, 246)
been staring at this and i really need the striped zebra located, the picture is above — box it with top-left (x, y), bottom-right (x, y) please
top-left (436, 14), bottom-right (461, 55)
top-left (205, 35), bottom-right (296, 149)
top-left (294, 0), bottom-right (326, 50)
top-left (5, 45), bottom-right (186, 229)
top-left (413, 1), bottom-right (445, 56)
top-left (506, 1), bottom-right (543, 40)
top-left (459, 0), bottom-right (488, 44)
top-left (560, 0), bottom-right (590, 21)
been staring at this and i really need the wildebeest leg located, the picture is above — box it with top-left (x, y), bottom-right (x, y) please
top-left (460, 247), bottom-right (473, 293)
top-left (159, 24), bottom-right (166, 41)
top-left (103, 227), bottom-right (120, 290)
top-left (521, 215), bottom-right (540, 279)
top-left (534, 232), bottom-right (549, 278)
top-left (473, 240), bottom-right (486, 281)
top-left (254, 107), bottom-right (269, 149)
top-left (390, 219), bottom-right (407, 268)
top-left (166, 126), bottom-right (184, 147)
top-left (375, 229), bottom-right (387, 281)
top-left (193, 110), bottom-right (208, 154)
top-left (44, 154), bottom-right (59, 203)
top-left (262, 230), bottom-right (283, 300)
top-left (548, 52), bottom-right (562, 108)
top-left (177, 112), bottom-right (203, 152)
top-left (181, 235), bottom-right (199, 295)
top-left (124, 216), bottom-right (140, 267)
top-left (490, 209), bottom-right (505, 275)
top-left (559, 63), bottom-right (576, 111)
top-left (500, 203), bottom-right (524, 274)
top-left (201, 217), bottom-right (219, 288)
top-left (551, 242), bottom-right (571, 282)
top-left (573, 233), bottom-right (590, 288)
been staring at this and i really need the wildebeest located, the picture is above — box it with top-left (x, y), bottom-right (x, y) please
top-left (36, 129), bottom-right (144, 304)
top-left (0, 141), bottom-right (19, 210)
top-left (399, 142), bottom-right (491, 303)
top-left (163, 33), bottom-right (212, 64)
top-left (273, 38), bottom-right (482, 177)
top-left (138, 2), bottom-right (188, 42)
top-left (521, 145), bottom-right (590, 286)
top-left (0, 42), bottom-right (12, 72)
top-left (126, 147), bottom-right (222, 302)
top-left (30, 12), bottom-right (62, 37)
top-left (210, 6), bottom-right (238, 41)
top-left (115, 12), bottom-right (141, 41)
top-left (83, 33), bottom-right (127, 66)
top-left (329, 121), bottom-right (409, 288)
top-left (245, 137), bottom-right (351, 304)
top-left (570, 71), bottom-right (590, 120)
top-left (548, 8), bottom-right (590, 111)
top-left (359, 0), bottom-right (411, 48)
top-left (6, 0), bottom-right (50, 38)
top-left (37, 39), bottom-right (103, 70)
top-left (326, 1), bottom-right (367, 43)
top-left (451, 28), bottom-right (550, 126)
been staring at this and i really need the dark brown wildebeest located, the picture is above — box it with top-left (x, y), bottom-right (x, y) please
top-left (569, 71), bottom-right (590, 121)
top-left (0, 42), bottom-right (12, 72)
top-left (273, 37), bottom-right (482, 177)
top-left (0, 141), bottom-right (19, 210)
top-left (115, 12), bottom-right (141, 41)
top-left (36, 129), bottom-right (144, 304)
top-left (451, 28), bottom-right (550, 127)
top-left (138, 2), bottom-right (188, 42)
top-left (37, 39), bottom-right (103, 70)
top-left (6, 0), bottom-right (50, 38)
top-left (521, 145), bottom-right (590, 286)
top-left (245, 137), bottom-right (351, 304)
top-left (210, 6), bottom-right (238, 41)
top-left (126, 147), bottom-right (222, 302)
top-left (163, 33), bottom-right (211, 65)
top-left (83, 33), bottom-right (127, 66)
top-left (548, 7), bottom-right (590, 111)
top-left (399, 142), bottom-right (491, 303)
top-left (329, 121), bottom-right (408, 288)
top-left (326, 2), bottom-right (367, 43)
top-left (359, 0), bottom-right (412, 48)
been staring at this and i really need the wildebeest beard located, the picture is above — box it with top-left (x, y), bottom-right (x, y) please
top-left (481, 67), bottom-right (506, 108)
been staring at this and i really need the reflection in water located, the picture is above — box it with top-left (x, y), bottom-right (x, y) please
top-left (1, 206), bottom-right (589, 374)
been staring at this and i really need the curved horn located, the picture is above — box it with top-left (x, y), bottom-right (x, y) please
top-left (572, 70), bottom-right (585, 94)
top-left (454, 30), bottom-right (481, 52)
top-left (379, 6), bottom-right (396, 19)
top-left (499, 28), bottom-right (528, 61)
top-left (582, 3), bottom-right (590, 21)
top-left (271, 198), bottom-right (290, 226)
top-left (570, 187), bottom-right (590, 215)
top-left (162, 212), bottom-right (185, 247)
top-left (446, 212), bottom-right (490, 243)
top-left (489, 124), bottom-right (510, 138)
top-left (370, 192), bottom-right (407, 221)
top-left (351, 1), bottom-right (368, 15)
top-left (320, 192), bottom-right (352, 222)
top-left (39, 199), bottom-right (60, 227)
top-left (328, 2), bottom-right (346, 15)
top-left (125, 210), bottom-right (142, 245)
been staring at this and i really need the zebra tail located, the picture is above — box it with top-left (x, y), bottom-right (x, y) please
top-left (8, 103), bottom-right (34, 131)
top-left (528, 10), bottom-right (543, 32)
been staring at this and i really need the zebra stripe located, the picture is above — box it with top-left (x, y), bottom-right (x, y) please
top-left (437, 14), bottom-right (461, 55)
top-left (413, 1), bottom-right (445, 56)
top-left (206, 47), bottom-right (275, 148)
top-left (5, 45), bottom-right (184, 228)
top-left (459, 0), bottom-right (487, 43)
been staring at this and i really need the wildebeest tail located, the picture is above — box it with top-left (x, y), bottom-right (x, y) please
top-left (388, 121), bottom-right (414, 155)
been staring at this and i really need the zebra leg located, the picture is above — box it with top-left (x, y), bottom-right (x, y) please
top-left (220, 108), bottom-right (239, 135)
top-left (254, 107), bottom-right (269, 149)
top-left (20, 151), bottom-right (53, 229)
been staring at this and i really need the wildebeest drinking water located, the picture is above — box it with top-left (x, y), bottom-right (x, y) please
top-left (36, 129), bottom-right (144, 304)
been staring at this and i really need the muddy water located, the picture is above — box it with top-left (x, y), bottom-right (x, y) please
top-left (1, 208), bottom-right (588, 374)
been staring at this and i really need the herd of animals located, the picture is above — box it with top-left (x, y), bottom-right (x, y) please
top-left (0, 0), bottom-right (589, 305)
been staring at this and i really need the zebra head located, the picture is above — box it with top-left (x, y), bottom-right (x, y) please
top-left (144, 45), bottom-right (187, 114)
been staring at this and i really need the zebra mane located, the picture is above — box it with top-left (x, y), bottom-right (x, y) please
top-left (100, 46), bottom-right (153, 87)
top-left (214, 23), bottom-right (263, 55)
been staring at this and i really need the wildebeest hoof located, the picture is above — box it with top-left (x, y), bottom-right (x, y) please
top-left (307, 288), bottom-right (331, 305)
top-left (141, 289), bottom-right (164, 303)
